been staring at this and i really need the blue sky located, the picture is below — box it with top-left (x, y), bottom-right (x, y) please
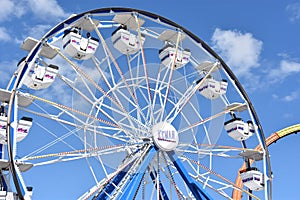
top-left (0, 0), bottom-right (299, 199)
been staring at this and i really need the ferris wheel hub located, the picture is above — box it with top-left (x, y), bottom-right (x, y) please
top-left (152, 122), bottom-right (179, 151)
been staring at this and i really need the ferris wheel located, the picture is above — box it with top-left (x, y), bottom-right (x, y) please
top-left (0, 8), bottom-right (272, 200)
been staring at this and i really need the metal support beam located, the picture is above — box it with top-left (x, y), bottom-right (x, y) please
top-left (94, 162), bottom-right (134, 200)
top-left (118, 146), bottom-right (157, 200)
top-left (149, 168), bottom-right (169, 200)
top-left (167, 151), bottom-right (212, 200)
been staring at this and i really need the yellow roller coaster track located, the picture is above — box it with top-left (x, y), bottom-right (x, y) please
top-left (232, 124), bottom-right (300, 200)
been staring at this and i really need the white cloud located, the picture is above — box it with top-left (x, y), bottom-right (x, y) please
top-left (13, 2), bottom-right (27, 18)
top-left (0, 0), bottom-right (14, 22)
top-left (272, 90), bottom-right (299, 104)
top-left (27, 0), bottom-right (69, 22)
top-left (280, 59), bottom-right (300, 73)
top-left (283, 112), bottom-right (294, 119)
top-left (0, 0), bottom-right (67, 27)
top-left (0, 0), bottom-right (68, 24)
top-left (282, 91), bottom-right (299, 102)
top-left (286, 3), bottom-right (300, 22)
top-left (0, 59), bottom-right (18, 87)
top-left (0, 27), bottom-right (11, 41)
top-left (23, 24), bottom-right (52, 40)
top-left (268, 59), bottom-right (300, 81)
top-left (0, 0), bottom-right (26, 22)
top-left (272, 94), bottom-right (279, 100)
top-left (211, 28), bottom-right (263, 77)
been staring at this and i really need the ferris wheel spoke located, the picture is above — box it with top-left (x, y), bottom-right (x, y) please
top-left (22, 106), bottom-right (119, 135)
top-left (150, 53), bottom-right (182, 123)
top-left (157, 69), bottom-right (173, 122)
top-left (126, 54), bottom-right (135, 90)
top-left (54, 48), bottom-right (138, 128)
top-left (163, 81), bottom-right (195, 121)
top-left (22, 144), bottom-right (126, 166)
top-left (58, 73), bottom-right (128, 132)
top-left (192, 176), bottom-right (236, 199)
top-left (151, 65), bottom-right (165, 122)
top-left (85, 156), bottom-right (101, 185)
top-left (21, 95), bottom-right (134, 154)
top-left (90, 19), bottom-right (150, 128)
top-left (166, 62), bottom-right (221, 124)
top-left (133, 14), bottom-right (154, 124)
top-left (21, 106), bottom-right (130, 147)
top-left (124, 52), bottom-right (150, 126)
top-left (159, 31), bottom-right (182, 123)
top-left (91, 56), bottom-right (113, 89)
top-left (26, 79), bottom-right (117, 133)
top-left (178, 102), bottom-right (246, 135)
top-left (100, 101), bottom-right (148, 135)
top-left (21, 121), bottom-right (82, 159)
top-left (133, 60), bottom-right (153, 126)
top-left (91, 55), bottom-right (147, 131)
top-left (176, 145), bottom-right (247, 159)
top-left (20, 103), bottom-right (89, 157)
top-left (28, 93), bottom-right (119, 129)
top-left (111, 84), bottom-right (149, 127)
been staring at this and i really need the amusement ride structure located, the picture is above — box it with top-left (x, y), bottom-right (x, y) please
top-left (1, 7), bottom-right (293, 200)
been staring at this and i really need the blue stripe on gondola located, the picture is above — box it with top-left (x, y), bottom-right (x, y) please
top-left (112, 36), bottom-right (122, 45)
top-left (160, 54), bottom-right (170, 63)
top-left (63, 40), bottom-right (71, 49)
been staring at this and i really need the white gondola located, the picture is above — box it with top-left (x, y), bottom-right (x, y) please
top-left (0, 115), bottom-right (6, 144)
top-left (111, 26), bottom-right (145, 54)
top-left (0, 107), bottom-right (7, 144)
top-left (240, 168), bottom-right (264, 191)
top-left (198, 78), bottom-right (228, 99)
top-left (22, 61), bottom-right (59, 90)
top-left (0, 115), bottom-right (32, 144)
top-left (0, 191), bottom-right (18, 200)
top-left (0, 190), bottom-right (6, 200)
top-left (62, 29), bottom-right (99, 60)
top-left (17, 117), bottom-right (33, 142)
top-left (159, 45), bottom-right (191, 69)
top-left (224, 118), bottom-right (254, 141)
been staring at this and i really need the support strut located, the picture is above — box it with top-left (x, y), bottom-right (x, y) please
top-left (167, 151), bottom-right (212, 200)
